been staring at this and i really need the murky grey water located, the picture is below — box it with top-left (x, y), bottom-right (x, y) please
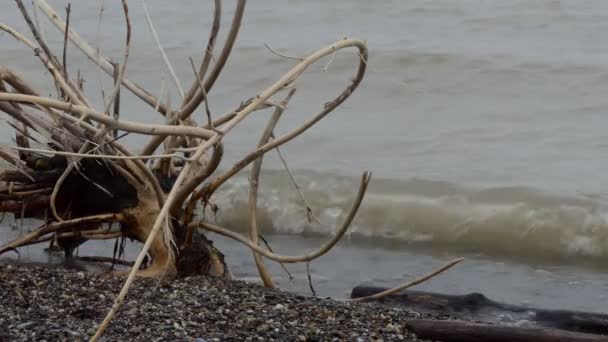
top-left (2, 0), bottom-right (608, 314)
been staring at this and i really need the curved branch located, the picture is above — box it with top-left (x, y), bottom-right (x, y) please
top-left (194, 172), bottom-right (371, 263)
top-left (179, 0), bottom-right (245, 119)
top-left (0, 23), bottom-right (88, 106)
top-left (35, 0), bottom-right (169, 115)
top-left (141, 0), bottom-right (244, 155)
top-left (93, 37), bottom-right (368, 340)
top-left (0, 213), bottom-right (124, 255)
top-left (204, 40), bottom-right (368, 196)
top-left (15, 0), bottom-right (62, 73)
top-left (182, 0), bottom-right (221, 105)
top-left (182, 38), bottom-right (368, 202)
top-left (350, 258), bottom-right (464, 302)
top-left (248, 88), bottom-right (295, 288)
top-left (0, 93), bottom-right (216, 139)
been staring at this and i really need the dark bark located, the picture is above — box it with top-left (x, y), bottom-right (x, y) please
top-left (404, 319), bottom-right (608, 342)
top-left (351, 286), bottom-right (608, 336)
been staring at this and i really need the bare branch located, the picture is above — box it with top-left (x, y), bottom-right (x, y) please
top-left (350, 258), bottom-right (464, 302)
top-left (10, 146), bottom-right (192, 162)
top-left (248, 88), bottom-right (296, 288)
top-left (104, 0), bottom-right (130, 116)
top-left (188, 57), bottom-right (213, 130)
top-left (194, 172), bottom-right (371, 263)
top-left (0, 93), bottom-right (216, 140)
top-left (264, 43), bottom-right (304, 61)
top-left (182, 0), bottom-right (221, 105)
top-left (62, 3), bottom-right (71, 83)
top-left (35, 0), bottom-right (169, 115)
top-left (141, 0), bottom-right (184, 99)
top-left (0, 213), bottom-right (124, 255)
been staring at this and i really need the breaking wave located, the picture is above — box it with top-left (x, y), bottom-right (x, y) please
top-left (210, 170), bottom-right (608, 263)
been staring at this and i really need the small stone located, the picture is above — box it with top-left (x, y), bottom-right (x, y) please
top-left (17, 321), bottom-right (34, 330)
top-left (273, 304), bottom-right (285, 310)
top-left (98, 294), bottom-right (105, 299)
top-left (173, 322), bottom-right (181, 330)
top-left (298, 335), bottom-right (307, 342)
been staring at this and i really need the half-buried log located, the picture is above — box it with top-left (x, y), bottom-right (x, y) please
top-left (404, 319), bottom-right (608, 342)
top-left (351, 286), bottom-right (608, 337)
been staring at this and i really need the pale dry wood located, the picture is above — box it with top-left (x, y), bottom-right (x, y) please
top-left (141, 0), bottom-right (184, 99)
top-left (202, 39), bottom-right (368, 196)
top-left (93, 38), bottom-right (368, 340)
top-left (0, 213), bottom-right (124, 255)
top-left (11, 146), bottom-right (191, 162)
top-left (35, 0), bottom-right (169, 115)
top-left (104, 0), bottom-right (130, 116)
top-left (12, 2), bottom-right (90, 106)
top-left (264, 43), bottom-right (304, 61)
top-left (248, 88), bottom-right (296, 288)
top-left (350, 258), bottom-right (464, 302)
top-left (194, 172), bottom-right (371, 263)
top-left (182, 0), bottom-right (221, 105)
top-left (141, 0), bottom-right (245, 156)
top-left (0, 93), bottom-right (216, 139)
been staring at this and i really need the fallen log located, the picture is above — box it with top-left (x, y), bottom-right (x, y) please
top-left (351, 286), bottom-right (608, 335)
top-left (404, 319), bottom-right (608, 342)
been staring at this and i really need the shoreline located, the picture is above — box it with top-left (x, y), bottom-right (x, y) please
top-left (0, 263), bottom-right (438, 341)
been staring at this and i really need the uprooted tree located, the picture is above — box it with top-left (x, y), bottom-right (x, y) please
top-left (0, 1), bottom-right (461, 339)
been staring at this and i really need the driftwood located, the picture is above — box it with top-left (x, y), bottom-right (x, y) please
top-left (352, 286), bottom-right (608, 340)
top-left (0, 1), bottom-right (476, 340)
top-left (404, 319), bottom-right (608, 342)
top-left (0, 1), bottom-right (469, 340)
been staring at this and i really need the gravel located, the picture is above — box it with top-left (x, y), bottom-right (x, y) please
top-left (0, 263), bottom-right (441, 341)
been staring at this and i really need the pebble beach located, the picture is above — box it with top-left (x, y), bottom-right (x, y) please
top-left (0, 263), bottom-right (441, 341)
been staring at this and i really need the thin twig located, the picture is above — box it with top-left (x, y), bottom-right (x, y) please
top-left (182, 0), bottom-right (221, 105)
top-left (264, 43), bottom-right (304, 61)
top-left (62, 3), bottom-right (71, 84)
top-left (258, 234), bottom-right (293, 280)
top-left (306, 262), bottom-right (316, 296)
top-left (112, 61), bottom-right (120, 137)
top-left (141, 0), bottom-right (184, 99)
top-left (94, 0), bottom-right (107, 109)
top-left (272, 139), bottom-right (321, 224)
top-left (104, 0), bottom-right (130, 116)
top-left (350, 258), bottom-right (464, 302)
top-left (323, 51), bottom-right (337, 72)
top-left (188, 57), bottom-right (213, 130)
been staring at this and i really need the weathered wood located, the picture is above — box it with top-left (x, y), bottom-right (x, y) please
top-left (0, 169), bottom-right (62, 184)
top-left (0, 195), bottom-right (50, 216)
top-left (404, 319), bottom-right (608, 342)
top-left (351, 286), bottom-right (608, 336)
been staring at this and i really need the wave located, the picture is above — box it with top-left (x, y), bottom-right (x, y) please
top-left (209, 170), bottom-right (608, 263)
